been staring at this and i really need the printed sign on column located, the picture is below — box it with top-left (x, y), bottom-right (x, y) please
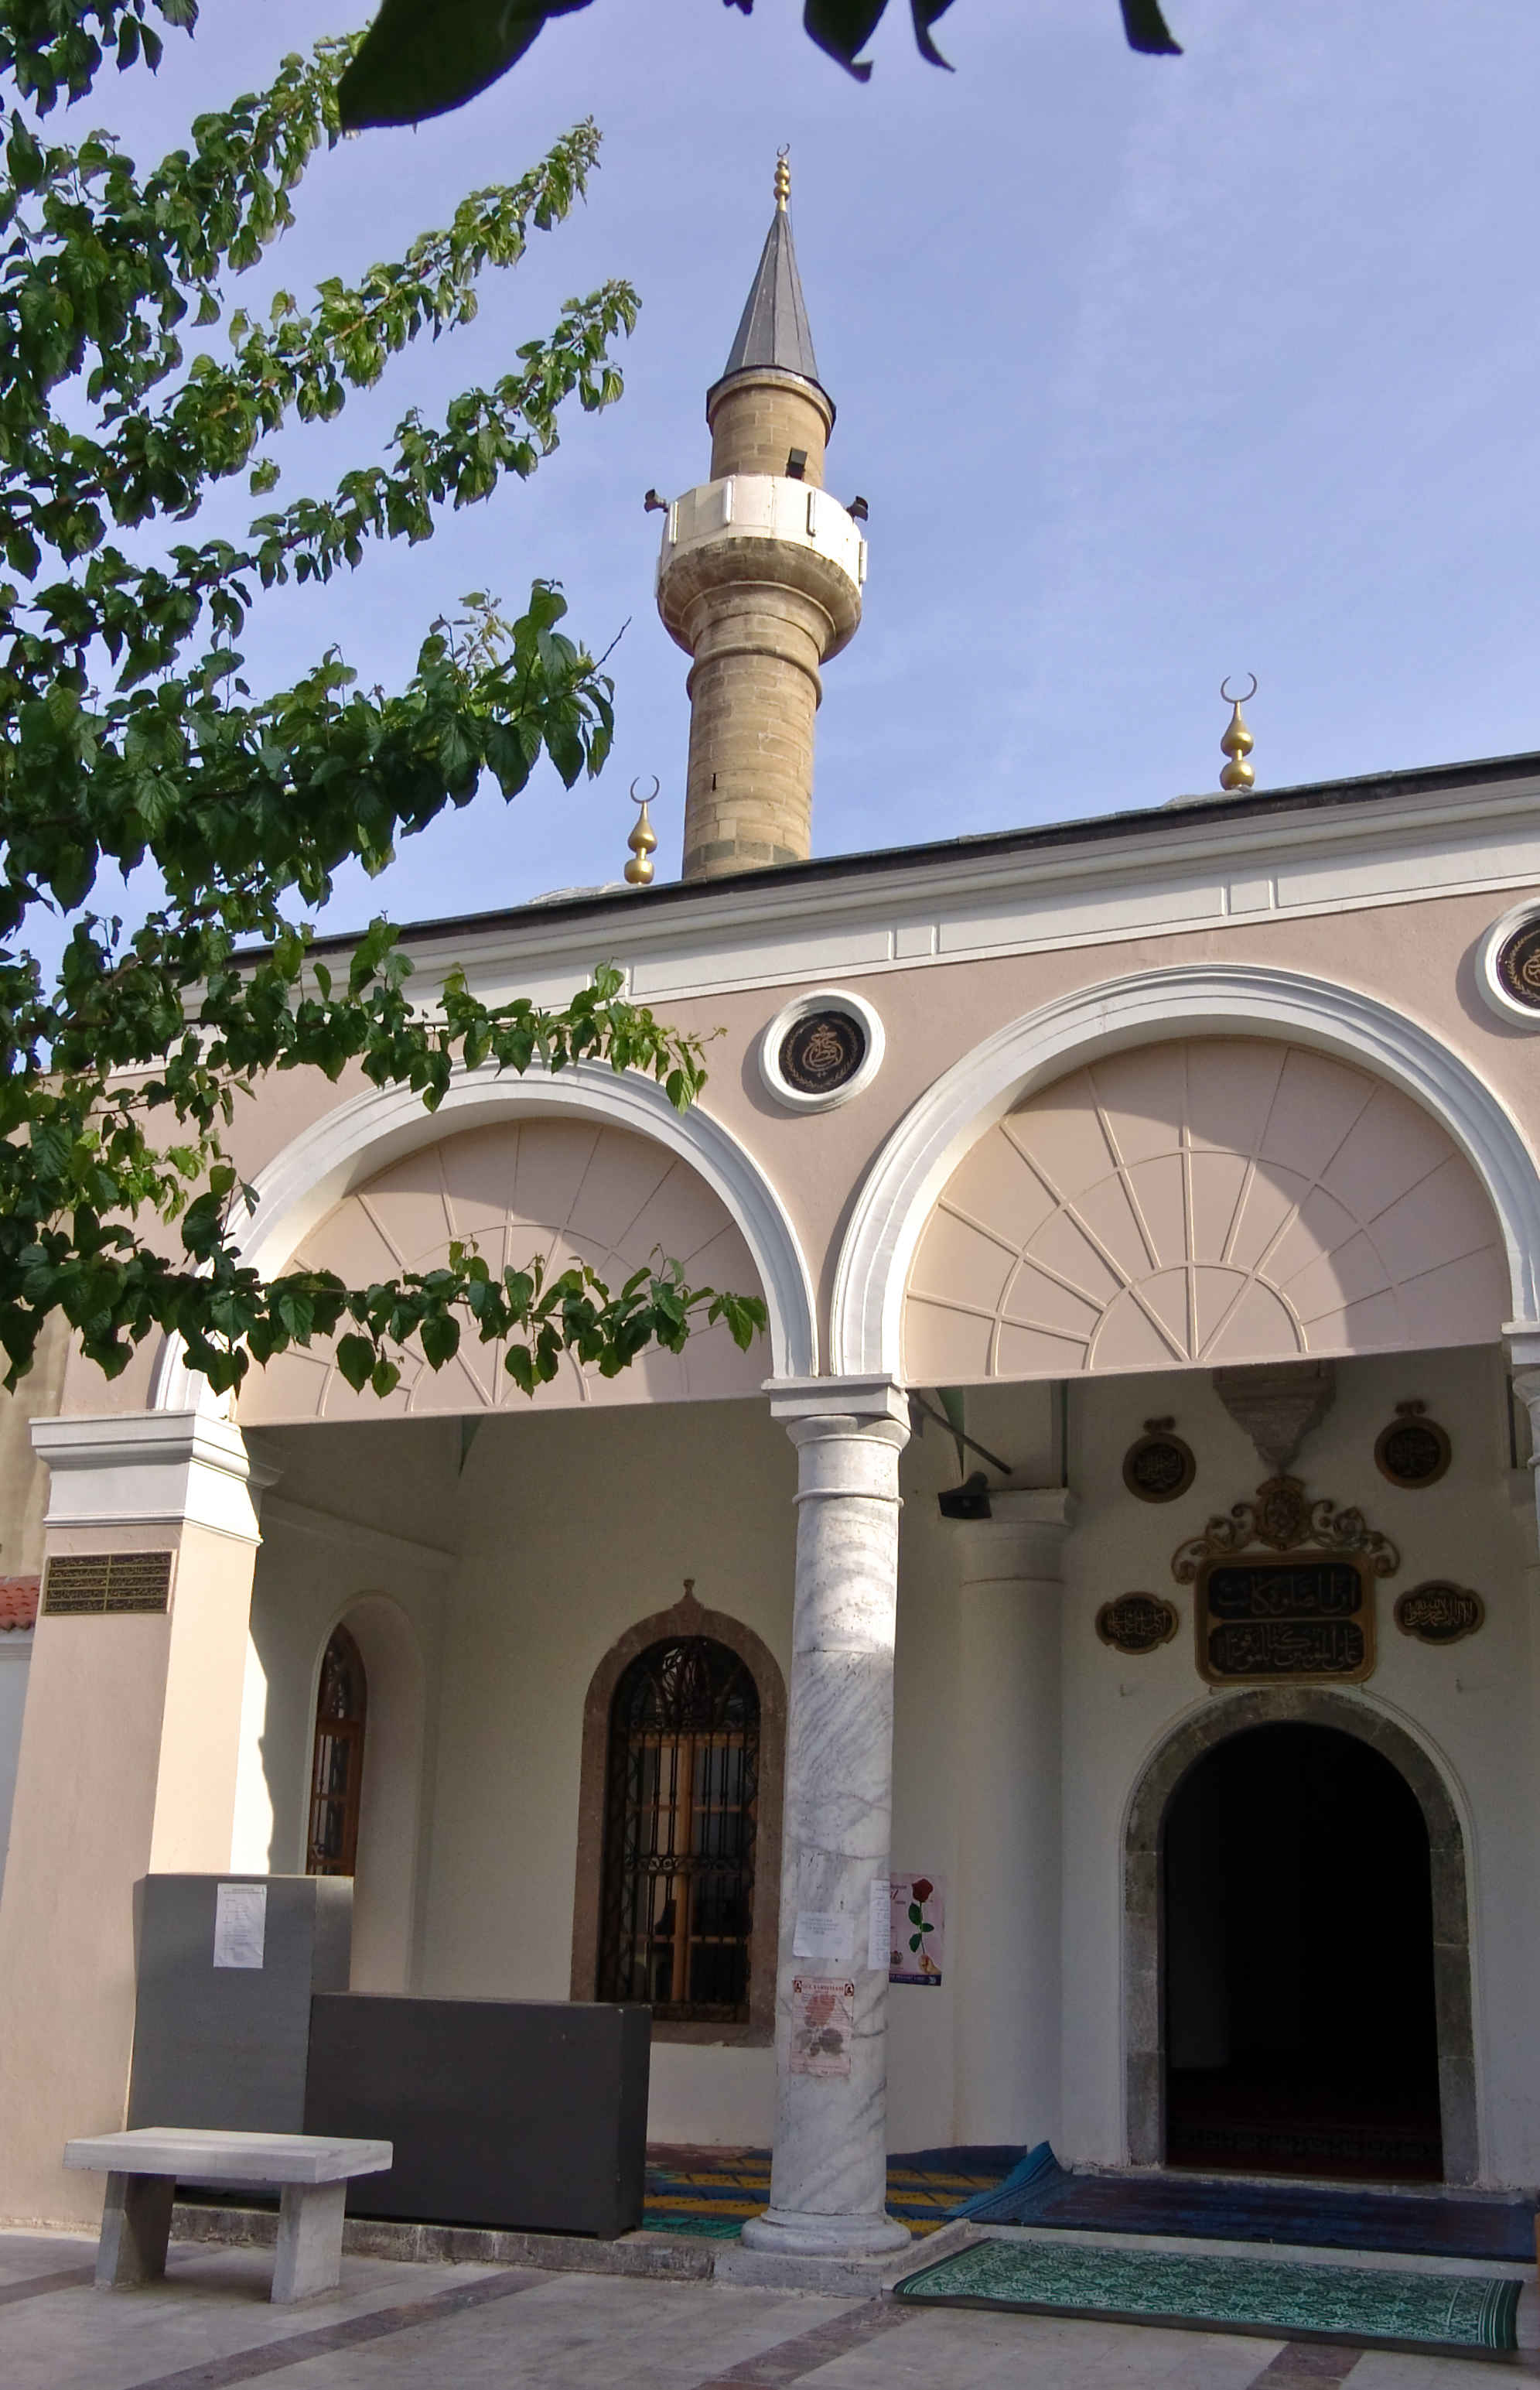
top-left (889, 1874), bottom-right (944, 1985)
top-left (790, 1976), bottom-right (855, 2076)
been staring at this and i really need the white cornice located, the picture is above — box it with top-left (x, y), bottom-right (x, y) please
top-left (31, 1410), bottom-right (267, 1542)
top-left (372, 772), bottom-right (1540, 1012)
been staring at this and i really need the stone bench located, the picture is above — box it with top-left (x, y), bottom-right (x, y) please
top-left (63, 2127), bottom-right (392, 2303)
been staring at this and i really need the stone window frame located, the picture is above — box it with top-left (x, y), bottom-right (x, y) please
top-left (571, 1593), bottom-right (785, 2046)
top-left (1124, 1687), bottom-right (1478, 2183)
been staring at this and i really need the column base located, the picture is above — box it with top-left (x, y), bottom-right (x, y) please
top-left (740, 2204), bottom-right (912, 2258)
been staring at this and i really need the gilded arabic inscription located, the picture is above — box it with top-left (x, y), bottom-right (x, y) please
top-left (1172, 1475), bottom-right (1398, 1687)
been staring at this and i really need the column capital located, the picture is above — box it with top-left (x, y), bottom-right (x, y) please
top-left (949, 1486), bottom-right (1076, 1585)
top-left (31, 1410), bottom-right (275, 1543)
top-left (1506, 1324), bottom-right (1540, 1383)
top-left (765, 1374), bottom-right (909, 1431)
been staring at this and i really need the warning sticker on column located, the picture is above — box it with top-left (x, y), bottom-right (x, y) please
top-left (790, 1976), bottom-right (855, 2077)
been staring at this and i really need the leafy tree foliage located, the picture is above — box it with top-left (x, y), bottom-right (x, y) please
top-left (0, 2), bottom-right (767, 1405)
top-left (337, 0), bottom-right (1180, 133)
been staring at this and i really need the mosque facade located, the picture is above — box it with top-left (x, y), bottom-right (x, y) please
top-left (3, 172), bottom-right (1540, 2251)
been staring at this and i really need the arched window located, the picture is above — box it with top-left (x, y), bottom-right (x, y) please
top-left (306, 1625), bottom-right (367, 1876)
top-left (597, 1636), bottom-right (760, 2022)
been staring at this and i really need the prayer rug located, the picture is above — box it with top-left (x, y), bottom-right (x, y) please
top-left (893, 2238), bottom-right (1521, 2356)
top-left (641, 2145), bottom-right (1026, 2239)
top-left (961, 2144), bottom-right (1538, 2261)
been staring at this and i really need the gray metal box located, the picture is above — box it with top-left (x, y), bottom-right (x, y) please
top-left (128, 1874), bottom-right (353, 2132)
top-left (306, 1994), bottom-right (650, 2238)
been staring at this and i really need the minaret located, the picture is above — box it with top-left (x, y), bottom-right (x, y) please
top-left (657, 156), bottom-right (866, 882)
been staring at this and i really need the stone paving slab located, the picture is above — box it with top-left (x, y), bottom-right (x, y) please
top-left (2, 2228), bottom-right (1538, 2389)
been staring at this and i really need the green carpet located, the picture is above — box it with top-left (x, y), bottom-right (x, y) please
top-left (893, 2238), bottom-right (1521, 2355)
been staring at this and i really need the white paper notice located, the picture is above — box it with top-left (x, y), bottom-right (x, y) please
top-left (792, 1909), bottom-right (852, 1964)
top-left (213, 1882), bottom-right (268, 1970)
top-left (867, 1879), bottom-right (890, 1972)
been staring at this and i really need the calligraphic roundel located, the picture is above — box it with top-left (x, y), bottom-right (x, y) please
top-left (237, 1120), bottom-right (765, 1424)
top-left (903, 1038), bottom-right (1508, 1383)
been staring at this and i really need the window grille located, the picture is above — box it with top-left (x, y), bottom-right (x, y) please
top-left (597, 1636), bottom-right (760, 2022)
top-left (306, 1624), bottom-right (367, 1876)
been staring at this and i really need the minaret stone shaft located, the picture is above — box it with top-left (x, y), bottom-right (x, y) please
top-left (657, 159), bottom-right (866, 882)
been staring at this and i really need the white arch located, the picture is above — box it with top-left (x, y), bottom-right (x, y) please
top-left (153, 1062), bottom-right (817, 1410)
top-left (831, 963), bottom-right (1540, 1379)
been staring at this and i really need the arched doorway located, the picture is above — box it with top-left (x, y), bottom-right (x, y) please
top-left (1124, 1689), bottom-right (1478, 2183)
top-left (1163, 1723), bottom-right (1440, 2180)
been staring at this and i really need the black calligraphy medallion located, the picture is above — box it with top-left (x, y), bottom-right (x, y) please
top-left (1394, 1581), bottom-right (1485, 1646)
top-left (1096, 1592), bottom-right (1180, 1654)
top-left (1495, 915), bottom-right (1540, 1012)
top-left (778, 1009), bottom-right (867, 1096)
top-left (1122, 1418), bottom-right (1196, 1504)
top-left (1374, 1400), bottom-right (1451, 1490)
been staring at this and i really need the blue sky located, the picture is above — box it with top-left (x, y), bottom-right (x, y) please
top-left (67, 0), bottom-right (1540, 931)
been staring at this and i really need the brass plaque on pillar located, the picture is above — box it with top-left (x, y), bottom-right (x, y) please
top-left (43, 1551), bottom-right (173, 1616)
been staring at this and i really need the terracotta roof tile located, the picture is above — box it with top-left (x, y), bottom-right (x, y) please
top-left (0, 1576), bottom-right (39, 1631)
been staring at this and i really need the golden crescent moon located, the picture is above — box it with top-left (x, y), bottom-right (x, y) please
top-left (1220, 673), bottom-right (1258, 706)
top-left (628, 776), bottom-right (660, 806)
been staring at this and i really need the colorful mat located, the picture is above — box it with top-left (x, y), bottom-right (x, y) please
top-left (642, 2145), bottom-right (1027, 2240)
top-left (893, 2238), bottom-right (1521, 2355)
top-left (960, 2143), bottom-right (1538, 2262)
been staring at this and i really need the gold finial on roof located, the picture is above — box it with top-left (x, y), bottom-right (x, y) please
top-left (1219, 674), bottom-right (1258, 792)
top-left (774, 146), bottom-right (790, 210)
top-left (624, 777), bottom-right (659, 887)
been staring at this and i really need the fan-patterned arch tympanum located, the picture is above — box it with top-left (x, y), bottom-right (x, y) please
top-left (237, 1119), bottom-right (766, 1424)
top-left (903, 1038), bottom-right (1508, 1383)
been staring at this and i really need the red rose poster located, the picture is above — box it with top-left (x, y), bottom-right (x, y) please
top-left (888, 1873), bottom-right (944, 1985)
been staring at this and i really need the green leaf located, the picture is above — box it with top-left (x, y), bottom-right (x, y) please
top-left (419, 1311), bottom-right (460, 1369)
top-left (339, 0), bottom-right (595, 131)
top-left (907, 1902), bottom-right (923, 1924)
top-left (1121, 0), bottom-right (1182, 54)
top-left (336, 1334), bottom-right (375, 1391)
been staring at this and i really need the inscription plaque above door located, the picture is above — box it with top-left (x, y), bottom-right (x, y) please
top-left (1172, 1475), bottom-right (1398, 1687)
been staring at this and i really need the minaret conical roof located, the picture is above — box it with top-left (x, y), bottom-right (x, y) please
top-left (721, 201), bottom-right (821, 388)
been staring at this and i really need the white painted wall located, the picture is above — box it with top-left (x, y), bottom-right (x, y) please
top-left (0, 1639), bottom-right (30, 1893)
top-left (235, 1346), bottom-right (1539, 2180)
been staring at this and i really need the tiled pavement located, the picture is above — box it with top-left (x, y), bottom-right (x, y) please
top-left (2, 2227), bottom-right (1538, 2389)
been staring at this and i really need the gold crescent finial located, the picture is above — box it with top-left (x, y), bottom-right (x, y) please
top-left (774, 147), bottom-right (790, 210)
top-left (625, 776), bottom-right (660, 887)
top-left (1219, 675), bottom-right (1258, 792)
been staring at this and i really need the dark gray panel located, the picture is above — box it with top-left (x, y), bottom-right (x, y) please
top-left (306, 1995), bottom-right (650, 2238)
top-left (128, 1875), bottom-right (353, 2134)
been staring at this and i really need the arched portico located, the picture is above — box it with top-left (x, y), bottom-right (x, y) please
top-left (1123, 1690), bottom-right (1478, 2183)
top-left (831, 964), bottom-right (1540, 1380)
top-left (152, 1062), bottom-right (818, 1411)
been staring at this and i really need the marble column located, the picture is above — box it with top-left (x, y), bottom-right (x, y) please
top-left (742, 1376), bottom-right (911, 2258)
top-left (0, 1410), bottom-right (272, 2226)
top-left (1511, 1339), bottom-right (1540, 1544)
top-left (947, 1489), bottom-right (1074, 2147)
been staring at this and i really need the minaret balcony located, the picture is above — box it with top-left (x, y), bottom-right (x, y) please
top-left (656, 474), bottom-right (866, 660)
